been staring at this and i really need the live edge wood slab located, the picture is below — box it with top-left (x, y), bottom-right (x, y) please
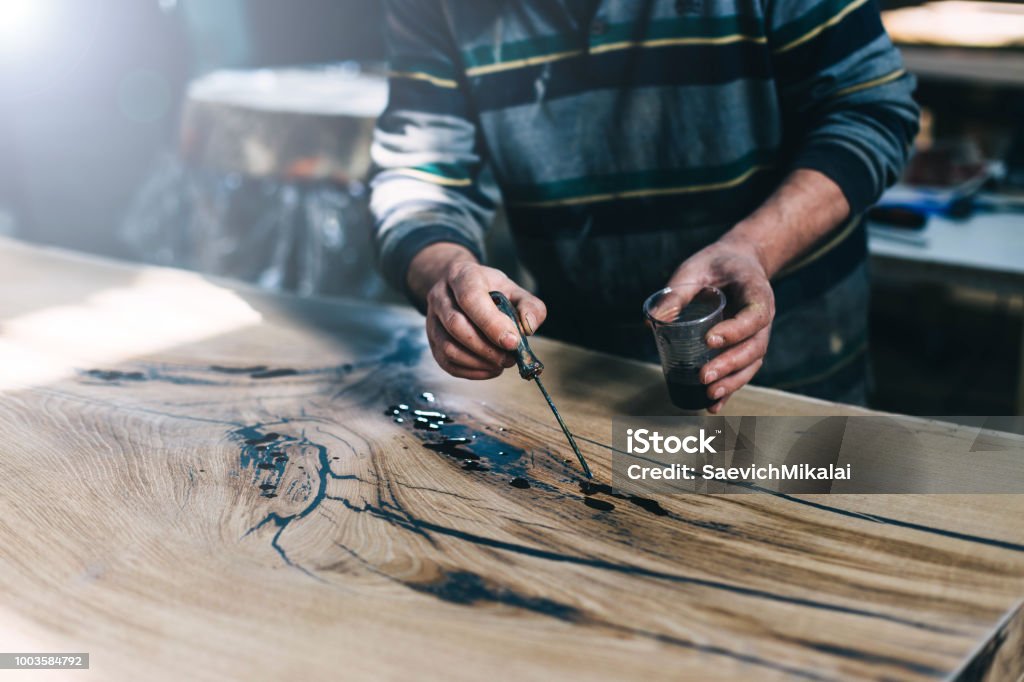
top-left (0, 237), bottom-right (1021, 682)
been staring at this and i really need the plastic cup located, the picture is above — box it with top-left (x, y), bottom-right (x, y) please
top-left (643, 284), bottom-right (726, 411)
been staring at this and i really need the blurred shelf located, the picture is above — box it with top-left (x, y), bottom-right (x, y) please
top-left (898, 45), bottom-right (1024, 87)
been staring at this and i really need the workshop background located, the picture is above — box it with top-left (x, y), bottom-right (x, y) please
top-left (1, 0), bottom-right (1022, 415)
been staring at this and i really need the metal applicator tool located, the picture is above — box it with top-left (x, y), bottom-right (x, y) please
top-left (490, 291), bottom-right (592, 479)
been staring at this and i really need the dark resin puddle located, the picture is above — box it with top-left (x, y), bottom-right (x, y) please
top-left (580, 481), bottom-right (669, 517)
top-left (384, 393), bottom-right (670, 519)
top-left (83, 369), bottom-right (146, 382)
top-left (387, 399), bottom-right (528, 478)
top-left (627, 497), bottom-right (669, 516)
top-left (583, 497), bottom-right (615, 511)
top-left (250, 368), bottom-right (299, 379)
top-left (210, 364), bottom-right (268, 374)
top-left (409, 569), bottom-right (581, 620)
top-left (233, 424), bottom-right (301, 498)
top-left (246, 432), bottom-right (281, 446)
top-left (423, 437), bottom-right (474, 457)
top-left (385, 393), bottom-right (671, 516)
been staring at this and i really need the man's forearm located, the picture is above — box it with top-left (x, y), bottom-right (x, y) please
top-left (719, 169), bottom-right (851, 278)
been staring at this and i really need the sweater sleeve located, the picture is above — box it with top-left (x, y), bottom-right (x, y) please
top-left (767, 0), bottom-right (920, 215)
top-left (370, 0), bottom-right (498, 297)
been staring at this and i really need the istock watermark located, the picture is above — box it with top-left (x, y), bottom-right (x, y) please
top-left (626, 427), bottom-right (718, 454)
top-left (611, 415), bottom-right (1024, 495)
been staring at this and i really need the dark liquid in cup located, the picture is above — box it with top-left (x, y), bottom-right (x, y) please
top-left (666, 369), bottom-right (713, 410)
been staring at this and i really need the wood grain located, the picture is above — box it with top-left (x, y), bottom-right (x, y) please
top-left (0, 238), bottom-right (1022, 681)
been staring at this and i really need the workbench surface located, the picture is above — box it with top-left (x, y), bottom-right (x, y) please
top-left (0, 238), bottom-right (1021, 681)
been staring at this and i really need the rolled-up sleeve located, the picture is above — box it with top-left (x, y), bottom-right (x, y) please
top-left (768, 0), bottom-right (920, 215)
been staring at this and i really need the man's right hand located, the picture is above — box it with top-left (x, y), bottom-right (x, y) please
top-left (408, 243), bottom-right (548, 380)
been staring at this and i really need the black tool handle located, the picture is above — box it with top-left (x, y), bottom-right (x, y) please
top-left (489, 291), bottom-right (544, 380)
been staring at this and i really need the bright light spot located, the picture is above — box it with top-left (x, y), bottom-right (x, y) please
top-left (0, 0), bottom-right (52, 59)
top-left (0, 269), bottom-right (263, 392)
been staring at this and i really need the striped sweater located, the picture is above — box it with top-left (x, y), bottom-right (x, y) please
top-left (370, 0), bottom-right (918, 325)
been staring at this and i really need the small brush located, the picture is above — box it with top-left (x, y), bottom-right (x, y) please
top-left (489, 291), bottom-right (592, 479)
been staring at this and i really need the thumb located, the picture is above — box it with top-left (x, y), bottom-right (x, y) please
top-left (651, 256), bottom-right (716, 322)
top-left (509, 285), bottom-right (547, 336)
top-left (667, 252), bottom-right (714, 289)
top-left (648, 281), bottom-right (708, 324)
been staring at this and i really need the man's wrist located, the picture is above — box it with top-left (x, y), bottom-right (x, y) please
top-left (717, 169), bottom-right (850, 279)
top-left (717, 226), bottom-right (773, 277)
top-left (406, 242), bottom-right (479, 305)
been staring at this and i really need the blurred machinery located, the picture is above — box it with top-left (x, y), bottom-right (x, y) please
top-left (121, 63), bottom-right (391, 299)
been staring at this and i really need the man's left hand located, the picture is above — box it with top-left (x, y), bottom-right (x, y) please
top-left (665, 239), bottom-right (775, 413)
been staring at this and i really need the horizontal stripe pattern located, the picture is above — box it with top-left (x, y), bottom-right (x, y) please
top-left (509, 165), bottom-right (769, 206)
top-left (462, 14), bottom-right (768, 75)
top-left (833, 67), bottom-right (905, 98)
top-left (504, 151), bottom-right (776, 207)
top-left (479, 81), bottom-right (782, 188)
top-left (388, 70), bottom-right (458, 89)
top-left (771, 0), bottom-right (864, 50)
top-left (383, 80), bottom-right (468, 118)
top-left (470, 40), bottom-right (773, 112)
top-left (592, 13), bottom-right (766, 48)
top-left (389, 55), bottom-right (459, 82)
top-left (372, 0), bottom-right (918, 353)
top-left (773, 0), bottom-right (872, 54)
top-left (507, 169), bottom-right (781, 239)
top-left (386, 167), bottom-right (472, 187)
top-left (771, 1), bottom-right (888, 86)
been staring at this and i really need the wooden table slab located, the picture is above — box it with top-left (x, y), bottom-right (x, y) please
top-left (0, 238), bottom-right (1022, 681)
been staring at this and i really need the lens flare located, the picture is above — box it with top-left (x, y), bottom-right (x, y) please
top-left (0, 0), bottom-right (52, 60)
